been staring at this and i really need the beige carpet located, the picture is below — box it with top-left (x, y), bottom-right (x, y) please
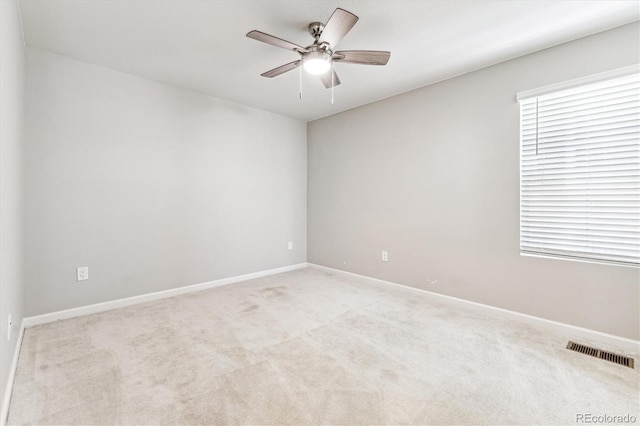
top-left (7, 267), bottom-right (640, 425)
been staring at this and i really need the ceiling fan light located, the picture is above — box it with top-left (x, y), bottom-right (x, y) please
top-left (303, 51), bottom-right (331, 75)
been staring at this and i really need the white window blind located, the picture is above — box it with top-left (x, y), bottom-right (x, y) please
top-left (518, 69), bottom-right (640, 266)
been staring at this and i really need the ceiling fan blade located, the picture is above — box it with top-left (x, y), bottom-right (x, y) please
top-left (320, 69), bottom-right (341, 89)
top-left (246, 30), bottom-right (307, 53)
top-left (261, 60), bottom-right (301, 78)
top-left (333, 50), bottom-right (390, 65)
top-left (318, 8), bottom-right (358, 48)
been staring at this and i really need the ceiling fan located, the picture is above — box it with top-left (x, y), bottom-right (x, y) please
top-left (246, 8), bottom-right (390, 89)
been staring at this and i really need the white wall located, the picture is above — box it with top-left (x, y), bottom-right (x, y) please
top-left (25, 48), bottom-right (307, 316)
top-left (0, 0), bottom-right (25, 415)
top-left (308, 22), bottom-right (640, 340)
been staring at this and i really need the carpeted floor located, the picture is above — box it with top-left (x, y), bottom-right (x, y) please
top-left (7, 267), bottom-right (640, 425)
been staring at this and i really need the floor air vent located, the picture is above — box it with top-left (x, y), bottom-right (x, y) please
top-left (566, 341), bottom-right (634, 369)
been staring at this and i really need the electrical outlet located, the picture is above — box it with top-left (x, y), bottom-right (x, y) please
top-left (288, 241), bottom-right (293, 250)
top-left (77, 266), bottom-right (89, 281)
top-left (7, 314), bottom-right (12, 340)
top-left (381, 251), bottom-right (389, 262)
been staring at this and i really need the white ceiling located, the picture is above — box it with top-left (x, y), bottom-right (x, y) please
top-left (19, 1), bottom-right (639, 122)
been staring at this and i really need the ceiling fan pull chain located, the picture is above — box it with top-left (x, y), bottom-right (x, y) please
top-left (331, 65), bottom-right (335, 105)
top-left (299, 64), bottom-right (303, 100)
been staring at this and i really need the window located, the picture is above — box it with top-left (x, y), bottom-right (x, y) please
top-left (517, 66), bottom-right (640, 267)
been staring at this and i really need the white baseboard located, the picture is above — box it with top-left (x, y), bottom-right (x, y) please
top-left (1, 318), bottom-right (25, 426)
top-left (23, 263), bottom-right (308, 328)
top-left (308, 263), bottom-right (640, 354)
